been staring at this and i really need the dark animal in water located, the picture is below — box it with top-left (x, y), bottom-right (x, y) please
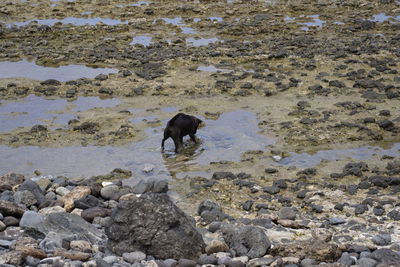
top-left (161, 113), bottom-right (202, 153)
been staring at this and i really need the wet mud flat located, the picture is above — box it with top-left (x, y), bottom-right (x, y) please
top-left (0, 0), bottom-right (400, 266)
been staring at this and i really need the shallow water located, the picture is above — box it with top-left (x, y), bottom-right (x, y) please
top-left (186, 37), bottom-right (220, 47)
top-left (160, 17), bottom-right (197, 34)
top-left (0, 110), bottom-right (273, 180)
top-left (0, 95), bottom-right (121, 132)
top-left (370, 13), bottom-right (400, 23)
top-left (197, 65), bottom-right (232, 72)
top-left (277, 143), bottom-right (400, 169)
top-left (0, 60), bottom-right (118, 81)
top-left (130, 35), bottom-right (152, 47)
top-left (6, 17), bottom-right (127, 28)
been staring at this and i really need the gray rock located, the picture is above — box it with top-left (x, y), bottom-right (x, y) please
top-left (105, 193), bottom-right (205, 259)
top-left (74, 195), bottom-right (102, 209)
top-left (0, 239), bottom-right (13, 248)
top-left (3, 216), bottom-right (19, 226)
top-left (14, 190), bottom-right (37, 207)
top-left (329, 217), bottom-right (346, 225)
top-left (25, 256), bottom-right (40, 266)
top-left (20, 211), bottom-right (44, 229)
top-left (100, 185), bottom-right (120, 200)
top-left (372, 234), bottom-right (391, 246)
top-left (198, 254), bottom-right (218, 265)
top-left (198, 200), bottom-right (228, 223)
top-left (300, 258), bottom-right (317, 266)
top-left (122, 251), bottom-right (146, 263)
top-left (337, 252), bottom-right (355, 266)
top-left (263, 186), bottom-right (280, 194)
top-left (153, 180), bottom-right (168, 193)
top-left (28, 212), bottom-right (105, 246)
top-left (102, 256), bottom-right (118, 264)
top-left (0, 191), bottom-right (14, 202)
top-left (221, 223), bottom-right (271, 259)
top-left (0, 200), bottom-right (26, 217)
top-left (371, 248), bottom-right (400, 264)
top-left (19, 179), bottom-right (46, 206)
top-left (356, 257), bottom-right (377, 267)
top-left (279, 207), bottom-right (297, 220)
top-left (212, 172), bottom-right (236, 180)
top-left (177, 258), bottom-right (197, 267)
top-left (131, 180), bottom-right (153, 194)
top-left (81, 207), bottom-right (112, 223)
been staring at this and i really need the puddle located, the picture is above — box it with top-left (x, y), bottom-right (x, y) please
top-left (0, 60), bottom-right (118, 81)
top-left (197, 65), bottom-right (232, 73)
top-left (161, 107), bottom-right (179, 113)
top-left (7, 17), bottom-right (128, 28)
top-left (0, 95), bottom-right (121, 132)
top-left (129, 1), bottom-right (151, 6)
top-left (130, 35), bottom-right (152, 47)
top-left (276, 143), bottom-right (400, 169)
top-left (209, 17), bottom-right (223, 22)
top-left (186, 37), bottom-right (220, 47)
top-left (300, 15), bottom-right (325, 30)
top-left (0, 110), bottom-right (273, 180)
top-left (370, 13), bottom-right (400, 23)
top-left (160, 17), bottom-right (197, 34)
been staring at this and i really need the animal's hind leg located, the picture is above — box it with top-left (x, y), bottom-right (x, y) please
top-left (172, 134), bottom-right (183, 153)
top-left (161, 138), bottom-right (167, 150)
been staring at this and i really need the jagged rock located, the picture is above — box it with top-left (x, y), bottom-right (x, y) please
top-left (106, 193), bottom-right (205, 259)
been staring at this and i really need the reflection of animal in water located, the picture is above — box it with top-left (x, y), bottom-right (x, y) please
top-left (161, 113), bottom-right (202, 153)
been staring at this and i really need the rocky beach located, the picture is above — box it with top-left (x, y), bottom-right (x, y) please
top-left (0, 0), bottom-right (400, 266)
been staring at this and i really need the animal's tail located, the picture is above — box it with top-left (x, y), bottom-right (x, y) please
top-left (168, 113), bottom-right (184, 126)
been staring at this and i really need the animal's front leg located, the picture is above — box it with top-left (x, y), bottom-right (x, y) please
top-left (189, 134), bottom-right (197, 143)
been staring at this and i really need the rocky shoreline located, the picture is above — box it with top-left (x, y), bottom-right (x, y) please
top-left (1, 0), bottom-right (400, 266)
top-left (1, 164), bottom-right (399, 267)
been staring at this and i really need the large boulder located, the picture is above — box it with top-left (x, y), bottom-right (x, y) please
top-left (220, 223), bottom-right (271, 259)
top-left (105, 193), bottom-right (205, 260)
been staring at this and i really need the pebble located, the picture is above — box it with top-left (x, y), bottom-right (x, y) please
top-left (56, 186), bottom-right (71, 196)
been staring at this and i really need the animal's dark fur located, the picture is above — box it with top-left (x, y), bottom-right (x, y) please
top-left (161, 113), bottom-right (202, 153)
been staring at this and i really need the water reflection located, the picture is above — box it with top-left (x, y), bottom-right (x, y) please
top-left (0, 60), bottom-right (118, 81)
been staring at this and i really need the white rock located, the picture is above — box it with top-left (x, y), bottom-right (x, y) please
top-left (101, 181), bottom-right (114, 187)
top-left (142, 164), bottom-right (155, 173)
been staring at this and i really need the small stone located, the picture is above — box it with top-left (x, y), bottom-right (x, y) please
top-left (0, 220), bottom-right (6, 231)
top-left (300, 258), bottom-right (317, 267)
top-left (247, 257), bottom-right (275, 267)
top-left (356, 258), bottom-right (377, 267)
top-left (198, 254), bottom-right (218, 265)
top-left (70, 240), bottom-right (93, 253)
top-left (177, 258), bottom-right (197, 267)
top-left (242, 200), bottom-right (253, 211)
top-left (102, 255), bottom-right (118, 264)
top-left (63, 186), bottom-right (91, 212)
top-left (56, 187), bottom-right (71, 196)
top-left (328, 217), bottom-right (346, 225)
top-left (278, 207), bottom-right (297, 220)
top-left (54, 248), bottom-right (91, 261)
top-left (0, 250), bottom-right (24, 265)
top-left (4, 216), bottom-right (19, 226)
top-left (100, 185), bottom-right (120, 200)
top-left (81, 207), bottom-right (112, 223)
top-left (122, 251), bottom-right (146, 263)
top-left (263, 186), bottom-right (280, 194)
top-left (205, 240), bottom-right (229, 254)
top-left (142, 164), bottom-right (155, 173)
top-left (212, 172), bottom-right (236, 180)
top-left (337, 252), bottom-right (355, 266)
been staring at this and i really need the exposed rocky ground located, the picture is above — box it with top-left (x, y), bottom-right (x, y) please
top-left (0, 0), bottom-right (400, 266)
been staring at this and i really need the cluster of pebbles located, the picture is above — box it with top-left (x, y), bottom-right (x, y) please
top-left (0, 161), bottom-right (400, 267)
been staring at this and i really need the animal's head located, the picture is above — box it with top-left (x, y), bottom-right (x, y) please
top-left (195, 117), bottom-right (203, 129)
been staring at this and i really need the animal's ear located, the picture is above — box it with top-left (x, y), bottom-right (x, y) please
top-left (197, 118), bottom-right (203, 124)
